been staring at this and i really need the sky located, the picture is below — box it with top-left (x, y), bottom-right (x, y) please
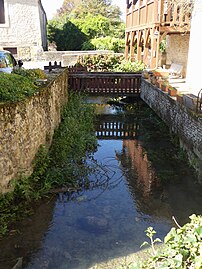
top-left (41, 0), bottom-right (125, 20)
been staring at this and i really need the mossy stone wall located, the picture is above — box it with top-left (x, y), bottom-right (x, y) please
top-left (141, 79), bottom-right (202, 180)
top-left (0, 69), bottom-right (68, 193)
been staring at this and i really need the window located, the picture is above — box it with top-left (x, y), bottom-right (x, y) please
top-left (3, 47), bottom-right (18, 55)
top-left (0, 0), bottom-right (5, 24)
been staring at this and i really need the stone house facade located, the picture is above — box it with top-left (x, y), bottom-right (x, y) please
top-left (0, 0), bottom-right (47, 60)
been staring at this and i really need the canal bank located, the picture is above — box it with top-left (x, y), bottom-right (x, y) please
top-left (1, 69), bottom-right (202, 192)
top-left (141, 79), bottom-right (202, 181)
top-left (0, 98), bottom-right (201, 269)
top-left (0, 69), bottom-right (68, 193)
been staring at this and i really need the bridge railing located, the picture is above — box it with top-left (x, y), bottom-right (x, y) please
top-left (68, 72), bottom-right (142, 96)
top-left (67, 65), bottom-right (87, 73)
top-left (96, 120), bottom-right (138, 139)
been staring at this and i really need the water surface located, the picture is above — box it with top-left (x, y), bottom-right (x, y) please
top-left (0, 98), bottom-right (201, 269)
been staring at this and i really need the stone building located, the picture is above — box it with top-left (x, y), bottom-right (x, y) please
top-left (0, 0), bottom-right (47, 60)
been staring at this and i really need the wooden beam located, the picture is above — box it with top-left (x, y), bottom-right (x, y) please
top-left (144, 28), bottom-right (150, 46)
top-left (130, 31), bottom-right (136, 61)
top-left (150, 27), bottom-right (160, 69)
top-left (153, 0), bottom-right (158, 22)
top-left (137, 30), bottom-right (142, 62)
top-left (160, 31), bottom-right (168, 43)
top-left (160, 25), bottom-right (190, 33)
top-left (125, 32), bottom-right (130, 60)
top-left (158, 0), bottom-right (164, 23)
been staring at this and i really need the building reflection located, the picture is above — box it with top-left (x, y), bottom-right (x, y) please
top-left (116, 137), bottom-right (202, 224)
top-left (121, 139), bottom-right (160, 198)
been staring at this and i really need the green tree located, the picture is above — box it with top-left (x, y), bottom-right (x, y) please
top-left (58, 0), bottom-right (122, 20)
top-left (48, 0), bottom-right (125, 52)
top-left (74, 0), bottom-right (121, 19)
top-left (71, 14), bottom-right (111, 38)
top-left (57, 0), bottom-right (81, 16)
top-left (48, 16), bottom-right (87, 50)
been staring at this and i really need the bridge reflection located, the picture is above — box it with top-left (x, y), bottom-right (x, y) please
top-left (95, 115), bottom-right (139, 140)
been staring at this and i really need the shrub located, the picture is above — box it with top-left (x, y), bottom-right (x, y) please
top-left (114, 60), bottom-right (145, 72)
top-left (0, 73), bottom-right (38, 102)
top-left (76, 54), bottom-right (145, 72)
top-left (90, 36), bottom-right (125, 53)
top-left (77, 54), bottom-right (124, 72)
top-left (12, 67), bottom-right (47, 80)
top-left (129, 214), bottom-right (202, 269)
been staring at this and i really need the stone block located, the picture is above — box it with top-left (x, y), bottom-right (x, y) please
top-left (183, 94), bottom-right (198, 110)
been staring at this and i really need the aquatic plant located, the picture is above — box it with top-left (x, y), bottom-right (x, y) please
top-left (0, 93), bottom-right (97, 236)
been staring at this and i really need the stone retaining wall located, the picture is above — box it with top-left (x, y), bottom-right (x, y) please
top-left (166, 34), bottom-right (190, 77)
top-left (42, 50), bottom-right (121, 66)
top-left (140, 79), bottom-right (202, 180)
top-left (0, 69), bottom-right (68, 193)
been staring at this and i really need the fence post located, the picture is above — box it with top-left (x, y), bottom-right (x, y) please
top-left (48, 62), bottom-right (52, 72)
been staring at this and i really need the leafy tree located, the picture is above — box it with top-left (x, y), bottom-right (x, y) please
top-left (48, 16), bottom-right (87, 50)
top-left (58, 0), bottom-right (122, 20)
top-left (74, 0), bottom-right (121, 19)
top-left (71, 14), bottom-right (111, 38)
top-left (57, 0), bottom-right (81, 15)
top-left (48, 0), bottom-right (125, 52)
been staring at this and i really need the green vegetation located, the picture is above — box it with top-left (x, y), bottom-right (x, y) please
top-left (44, 93), bottom-right (97, 188)
top-left (89, 36), bottom-right (125, 52)
top-left (0, 93), bottom-right (97, 236)
top-left (0, 68), bottom-right (47, 102)
top-left (114, 60), bottom-right (145, 72)
top-left (76, 54), bottom-right (145, 72)
top-left (48, 0), bottom-right (125, 52)
top-left (0, 73), bottom-right (38, 102)
top-left (124, 214), bottom-right (202, 269)
top-left (48, 18), bottom-right (87, 50)
top-left (12, 67), bottom-right (47, 80)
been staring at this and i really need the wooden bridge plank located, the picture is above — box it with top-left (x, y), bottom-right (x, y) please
top-left (68, 71), bottom-right (142, 96)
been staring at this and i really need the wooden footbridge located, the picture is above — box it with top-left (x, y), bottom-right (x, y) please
top-left (68, 66), bottom-right (142, 96)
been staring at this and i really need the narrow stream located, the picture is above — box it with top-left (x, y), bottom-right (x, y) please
top-left (0, 97), bottom-right (202, 269)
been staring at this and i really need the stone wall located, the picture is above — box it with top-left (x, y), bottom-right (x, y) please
top-left (166, 34), bottom-right (190, 77)
top-left (43, 50), bottom-right (117, 66)
top-left (0, 0), bottom-right (47, 60)
top-left (140, 79), bottom-right (202, 180)
top-left (0, 69), bottom-right (68, 193)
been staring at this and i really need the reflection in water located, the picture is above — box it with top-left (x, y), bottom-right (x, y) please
top-left (0, 100), bottom-right (201, 269)
top-left (116, 126), bottom-right (202, 224)
top-left (119, 140), bottom-right (160, 197)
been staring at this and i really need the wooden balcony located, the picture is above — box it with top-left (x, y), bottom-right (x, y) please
top-left (126, 0), bottom-right (191, 33)
top-left (125, 0), bottom-right (191, 68)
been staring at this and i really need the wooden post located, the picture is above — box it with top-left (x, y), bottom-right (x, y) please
top-left (158, 0), bottom-right (164, 23)
top-left (125, 32), bottom-right (130, 60)
top-left (154, 0), bottom-right (158, 22)
top-left (49, 61), bottom-right (52, 72)
top-left (130, 31), bottom-right (135, 61)
top-left (131, 0), bottom-right (135, 27)
top-left (150, 27), bottom-right (159, 69)
top-left (137, 31), bottom-right (142, 62)
top-left (143, 29), bottom-right (150, 66)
